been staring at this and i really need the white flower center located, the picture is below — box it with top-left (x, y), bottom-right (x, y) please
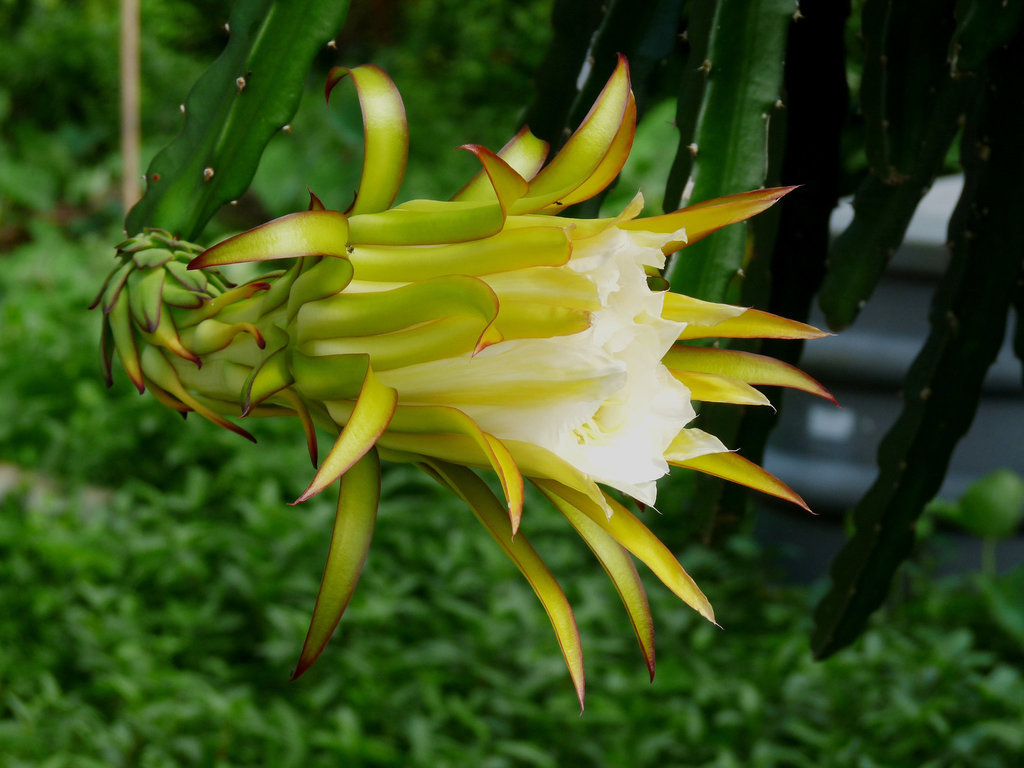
top-left (377, 220), bottom-right (693, 507)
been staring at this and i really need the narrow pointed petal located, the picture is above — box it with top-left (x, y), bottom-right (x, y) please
top-left (536, 480), bottom-right (716, 625)
top-left (661, 291), bottom-right (747, 328)
top-left (459, 145), bottom-right (529, 216)
top-left (671, 370), bottom-right (772, 406)
top-left (99, 313), bottom-right (115, 387)
top-left (107, 295), bottom-right (145, 393)
top-left (675, 306), bottom-right (830, 341)
top-left (292, 448), bottom-right (381, 680)
top-left (190, 211), bottom-right (351, 269)
top-left (664, 427), bottom-right (730, 464)
top-left (625, 186), bottom-right (798, 252)
top-left (427, 460), bottom-right (585, 710)
top-left (295, 366), bottom-right (396, 503)
top-left (140, 347), bottom-right (255, 441)
top-left (540, 93), bottom-right (637, 211)
top-left (538, 484), bottom-right (656, 681)
top-left (98, 260), bottom-right (134, 313)
top-left (308, 189), bottom-right (327, 211)
top-left (452, 126), bottom-right (549, 201)
top-left (178, 281), bottom-right (271, 326)
top-left (327, 65), bottom-right (408, 215)
top-left (143, 308), bottom-right (201, 367)
top-left (375, 404), bottom-right (524, 532)
top-left (664, 346), bottom-right (836, 403)
top-left (241, 346), bottom-right (293, 414)
top-left (672, 450), bottom-right (809, 512)
top-left (512, 56), bottom-right (632, 214)
top-left (144, 378), bottom-right (191, 414)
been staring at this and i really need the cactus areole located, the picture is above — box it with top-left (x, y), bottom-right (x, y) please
top-left (96, 59), bottom-right (833, 706)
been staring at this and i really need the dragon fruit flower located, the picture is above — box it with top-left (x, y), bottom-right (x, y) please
top-left (97, 57), bottom-right (833, 707)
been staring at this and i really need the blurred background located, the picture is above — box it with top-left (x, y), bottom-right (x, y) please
top-left (1, 0), bottom-right (1022, 766)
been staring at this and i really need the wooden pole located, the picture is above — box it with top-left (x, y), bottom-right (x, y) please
top-left (120, 0), bottom-right (140, 214)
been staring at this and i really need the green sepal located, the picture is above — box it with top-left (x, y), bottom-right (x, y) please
top-left (326, 65), bottom-right (408, 216)
top-left (190, 210), bottom-right (351, 269)
top-left (292, 448), bottom-right (381, 680)
top-left (424, 460), bottom-right (585, 711)
top-left (347, 199), bottom-right (506, 246)
top-left (107, 291), bottom-right (145, 393)
top-left (537, 481), bottom-right (656, 681)
top-left (292, 351), bottom-right (370, 402)
top-left (295, 365), bottom-right (396, 503)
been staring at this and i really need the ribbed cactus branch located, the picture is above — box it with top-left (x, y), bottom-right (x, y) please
top-left (689, 0), bottom-right (853, 543)
top-left (662, 0), bottom-right (792, 305)
top-left (126, 0), bottom-right (351, 240)
top-left (817, 0), bottom-right (1022, 331)
top-left (812, 24), bottom-right (1024, 659)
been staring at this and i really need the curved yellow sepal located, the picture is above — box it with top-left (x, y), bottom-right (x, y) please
top-left (625, 186), bottom-right (797, 253)
top-left (511, 55), bottom-right (632, 214)
top-left (664, 346), bottom-right (836, 403)
top-left (672, 450), bottom-right (809, 512)
top-left (538, 485), bottom-right (656, 680)
top-left (190, 211), bottom-right (351, 269)
top-left (537, 480), bottom-right (715, 625)
top-left (295, 365), bottom-right (397, 503)
top-left (671, 370), bottom-right (771, 407)
top-left (539, 93), bottom-right (636, 212)
top-left (452, 126), bottom-right (550, 202)
top-left (327, 65), bottom-right (408, 216)
top-left (426, 460), bottom-right (584, 710)
top-left (292, 448), bottom-right (381, 680)
top-left (676, 307), bottom-right (830, 341)
top-left (661, 291), bottom-right (747, 328)
top-left (459, 145), bottom-right (529, 217)
top-left (140, 347), bottom-right (255, 442)
top-left (378, 405), bottom-right (524, 533)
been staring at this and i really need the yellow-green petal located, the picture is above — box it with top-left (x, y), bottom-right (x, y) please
top-left (426, 460), bottom-right (585, 710)
top-left (511, 56), bottom-right (632, 214)
top-left (292, 448), bottom-right (381, 679)
top-left (671, 370), bottom-right (771, 406)
top-left (327, 65), bottom-right (408, 216)
top-left (672, 450), bottom-right (809, 511)
top-left (295, 365), bottom-right (397, 503)
top-left (538, 483), bottom-right (656, 681)
top-left (452, 126), bottom-right (549, 200)
top-left (676, 306), bottom-right (830, 341)
top-left (190, 210), bottom-right (351, 268)
top-left (624, 186), bottom-right (797, 253)
top-left (536, 479), bottom-right (715, 624)
top-left (664, 346), bottom-right (836, 403)
top-left (459, 144), bottom-right (529, 217)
